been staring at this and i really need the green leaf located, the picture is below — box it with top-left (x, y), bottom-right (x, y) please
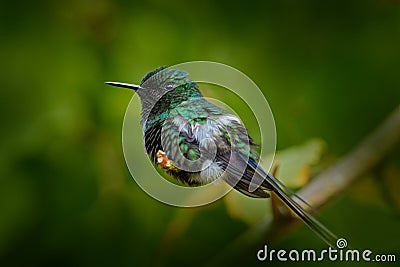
top-left (225, 189), bottom-right (271, 224)
top-left (266, 138), bottom-right (326, 188)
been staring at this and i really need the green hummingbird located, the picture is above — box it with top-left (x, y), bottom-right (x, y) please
top-left (105, 66), bottom-right (337, 246)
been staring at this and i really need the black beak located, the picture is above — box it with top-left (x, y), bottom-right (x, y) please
top-left (104, 81), bottom-right (141, 91)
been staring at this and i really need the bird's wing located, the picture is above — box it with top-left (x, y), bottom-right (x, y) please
top-left (210, 117), bottom-right (272, 198)
top-left (159, 99), bottom-right (271, 197)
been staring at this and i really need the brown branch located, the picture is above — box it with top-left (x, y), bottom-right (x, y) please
top-left (209, 105), bottom-right (400, 265)
top-left (298, 105), bottom-right (400, 208)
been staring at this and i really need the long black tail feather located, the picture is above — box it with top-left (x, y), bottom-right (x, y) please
top-left (266, 174), bottom-right (338, 247)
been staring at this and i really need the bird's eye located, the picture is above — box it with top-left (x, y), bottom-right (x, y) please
top-left (164, 82), bottom-right (175, 90)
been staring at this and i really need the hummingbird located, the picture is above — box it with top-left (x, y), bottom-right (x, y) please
top-left (105, 66), bottom-right (337, 246)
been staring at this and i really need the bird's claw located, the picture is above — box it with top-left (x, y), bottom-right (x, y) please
top-left (156, 150), bottom-right (173, 169)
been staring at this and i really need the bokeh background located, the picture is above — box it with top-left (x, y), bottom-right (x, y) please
top-left (1, 0), bottom-right (399, 266)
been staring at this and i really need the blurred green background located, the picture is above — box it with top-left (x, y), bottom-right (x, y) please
top-left (1, 0), bottom-right (399, 266)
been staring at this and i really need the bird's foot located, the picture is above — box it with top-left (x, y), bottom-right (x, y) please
top-left (156, 150), bottom-right (173, 170)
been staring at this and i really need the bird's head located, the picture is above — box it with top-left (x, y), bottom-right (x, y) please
top-left (105, 66), bottom-right (202, 110)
